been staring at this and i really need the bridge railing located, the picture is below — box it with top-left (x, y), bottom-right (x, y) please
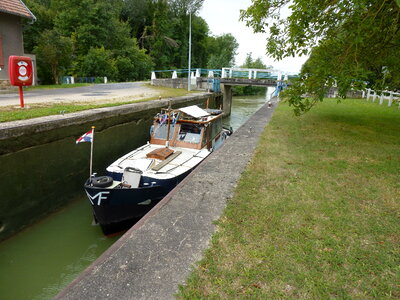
top-left (151, 68), bottom-right (221, 80)
top-left (221, 67), bottom-right (278, 80)
top-left (151, 67), bottom-right (299, 81)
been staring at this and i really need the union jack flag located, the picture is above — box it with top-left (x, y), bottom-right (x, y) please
top-left (76, 129), bottom-right (93, 144)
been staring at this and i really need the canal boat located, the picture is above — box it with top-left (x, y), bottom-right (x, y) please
top-left (84, 105), bottom-right (231, 235)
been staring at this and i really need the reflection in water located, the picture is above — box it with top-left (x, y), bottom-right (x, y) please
top-left (0, 92), bottom-right (270, 300)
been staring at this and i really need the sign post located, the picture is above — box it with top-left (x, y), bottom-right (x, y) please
top-left (8, 56), bottom-right (33, 108)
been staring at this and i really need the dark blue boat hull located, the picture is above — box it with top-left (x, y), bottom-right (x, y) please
top-left (84, 171), bottom-right (191, 234)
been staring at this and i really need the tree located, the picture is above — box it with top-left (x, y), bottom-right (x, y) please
top-left (206, 33), bottom-right (238, 69)
top-left (34, 29), bottom-right (73, 84)
top-left (79, 47), bottom-right (117, 78)
top-left (114, 38), bottom-right (154, 81)
top-left (240, 0), bottom-right (400, 114)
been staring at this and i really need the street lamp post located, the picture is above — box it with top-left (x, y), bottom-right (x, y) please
top-left (188, 11), bottom-right (192, 91)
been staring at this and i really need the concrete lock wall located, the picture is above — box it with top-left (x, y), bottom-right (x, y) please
top-left (0, 93), bottom-right (219, 241)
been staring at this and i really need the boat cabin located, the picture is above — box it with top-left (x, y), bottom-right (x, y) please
top-left (150, 105), bottom-right (223, 150)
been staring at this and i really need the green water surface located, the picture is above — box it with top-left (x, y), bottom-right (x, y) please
top-left (0, 197), bottom-right (119, 300)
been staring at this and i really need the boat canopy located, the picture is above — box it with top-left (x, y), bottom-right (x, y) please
top-left (178, 105), bottom-right (209, 118)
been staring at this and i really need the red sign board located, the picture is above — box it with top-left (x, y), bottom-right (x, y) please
top-left (8, 56), bottom-right (33, 86)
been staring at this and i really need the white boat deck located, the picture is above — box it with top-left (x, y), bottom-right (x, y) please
top-left (106, 143), bottom-right (210, 179)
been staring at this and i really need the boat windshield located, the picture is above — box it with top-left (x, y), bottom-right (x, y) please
top-left (178, 124), bottom-right (202, 144)
top-left (153, 123), bottom-right (175, 140)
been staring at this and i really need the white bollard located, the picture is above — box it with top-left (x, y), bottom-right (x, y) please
top-left (191, 72), bottom-right (196, 86)
top-left (172, 71), bottom-right (177, 79)
top-left (151, 72), bottom-right (156, 85)
top-left (254, 71), bottom-right (257, 79)
top-left (379, 93), bottom-right (384, 105)
top-left (71, 76), bottom-right (75, 84)
top-left (248, 70), bottom-right (252, 79)
top-left (372, 92), bottom-right (377, 102)
top-left (104, 76), bottom-right (107, 84)
top-left (366, 88), bottom-right (371, 100)
top-left (362, 90), bottom-right (365, 99)
top-left (195, 69), bottom-right (201, 78)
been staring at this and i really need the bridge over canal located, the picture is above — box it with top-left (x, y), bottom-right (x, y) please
top-left (151, 67), bottom-right (298, 115)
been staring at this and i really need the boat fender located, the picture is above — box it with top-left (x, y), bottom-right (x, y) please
top-left (223, 126), bottom-right (233, 136)
top-left (91, 176), bottom-right (113, 188)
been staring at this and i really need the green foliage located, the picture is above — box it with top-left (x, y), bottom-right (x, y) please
top-left (34, 29), bottom-right (73, 84)
top-left (79, 47), bottom-right (117, 78)
top-left (23, 0), bottom-right (239, 83)
top-left (206, 33), bottom-right (239, 69)
top-left (240, 0), bottom-right (400, 114)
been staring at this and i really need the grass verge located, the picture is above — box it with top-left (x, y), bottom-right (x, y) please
top-left (177, 98), bottom-right (400, 299)
top-left (0, 85), bottom-right (195, 123)
top-left (24, 83), bottom-right (92, 90)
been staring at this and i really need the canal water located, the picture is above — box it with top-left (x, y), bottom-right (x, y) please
top-left (0, 93), bottom-right (271, 300)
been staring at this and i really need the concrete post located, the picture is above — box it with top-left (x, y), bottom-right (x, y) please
top-left (196, 69), bottom-right (201, 78)
top-left (372, 92), bottom-right (377, 102)
top-left (208, 71), bottom-right (214, 78)
top-left (71, 77), bottom-right (75, 84)
top-left (222, 84), bottom-right (232, 116)
top-left (229, 69), bottom-right (233, 78)
top-left (151, 72), bottom-right (156, 85)
top-left (362, 90), bottom-right (365, 99)
top-left (366, 88), bottom-right (371, 100)
top-left (221, 68), bottom-right (226, 78)
top-left (191, 72), bottom-right (196, 87)
top-left (104, 77), bottom-right (107, 84)
top-left (379, 93), bottom-right (384, 105)
top-left (389, 92), bottom-right (393, 106)
top-left (254, 71), bottom-right (257, 79)
top-left (172, 71), bottom-right (177, 79)
top-left (248, 70), bottom-right (252, 79)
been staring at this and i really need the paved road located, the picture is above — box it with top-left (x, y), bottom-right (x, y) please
top-left (0, 82), bottom-right (160, 107)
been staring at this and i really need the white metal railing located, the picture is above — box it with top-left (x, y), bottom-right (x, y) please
top-left (364, 88), bottom-right (400, 108)
top-left (221, 67), bottom-right (279, 80)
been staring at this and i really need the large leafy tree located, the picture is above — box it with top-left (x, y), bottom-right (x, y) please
top-left (206, 33), bottom-right (239, 69)
top-left (34, 29), bottom-right (73, 84)
top-left (241, 0), bottom-right (400, 114)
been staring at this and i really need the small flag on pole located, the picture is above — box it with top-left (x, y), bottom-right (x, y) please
top-left (76, 129), bottom-right (94, 144)
top-left (76, 127), bottom-right (96, 177)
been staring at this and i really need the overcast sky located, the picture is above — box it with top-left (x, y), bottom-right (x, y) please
top-left (199, 0), bottom-right (308, 74)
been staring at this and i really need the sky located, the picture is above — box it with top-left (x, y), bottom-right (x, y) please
top-left (199, 0), bottom-right (308, 74)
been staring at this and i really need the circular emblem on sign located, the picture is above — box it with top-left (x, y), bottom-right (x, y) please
top-left (19, 66), bottom-right (27, 76)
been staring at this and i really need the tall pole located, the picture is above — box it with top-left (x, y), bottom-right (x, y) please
top-left (188, 11), bottom-right (192, 91)
top-left (90, 126), bottom-right (95, 177)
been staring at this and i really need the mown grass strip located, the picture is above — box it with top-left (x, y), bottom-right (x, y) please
top-left (177, 98), bottom-right (400, 299)
top-left (24, 83), bottom-right (92, 90)
top-left (0, 86), bottom-right (195, 123)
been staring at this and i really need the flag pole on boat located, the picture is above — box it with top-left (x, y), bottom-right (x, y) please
top-left (90, 126), bottom-right (95, 177)
top-left (76, 126), bottom-right (96, 177)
